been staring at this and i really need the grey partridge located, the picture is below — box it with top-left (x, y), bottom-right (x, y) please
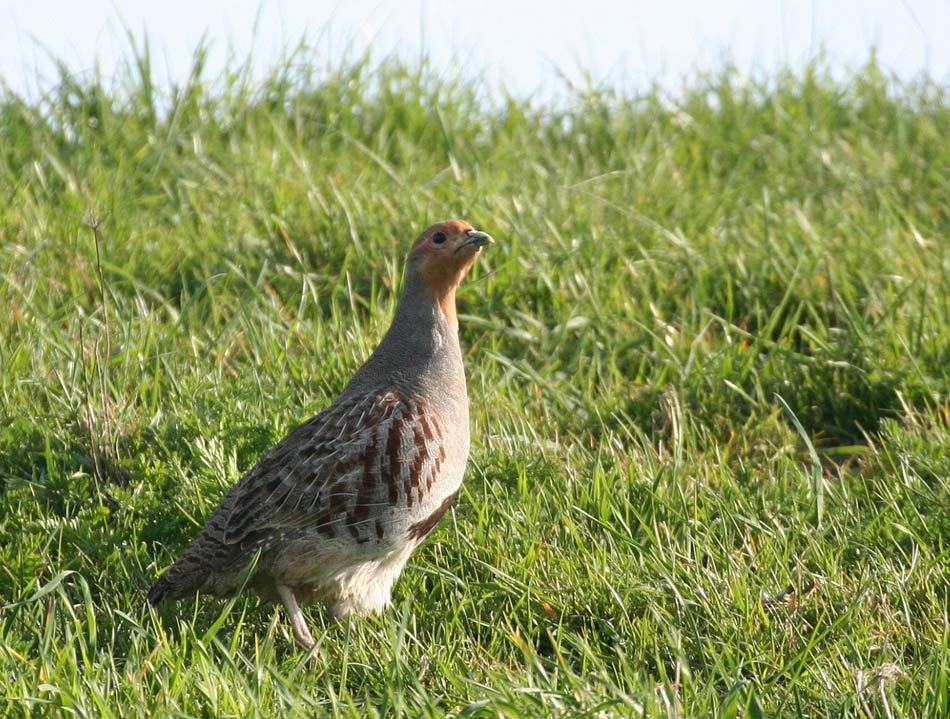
top-left (147, 220), bottom-right (494, 648)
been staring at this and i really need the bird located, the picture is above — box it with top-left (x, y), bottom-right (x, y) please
top-left (147, 219), bottom-right (494, 649)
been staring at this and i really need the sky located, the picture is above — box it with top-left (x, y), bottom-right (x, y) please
top-left (1, 1), bottom-right (948, 100)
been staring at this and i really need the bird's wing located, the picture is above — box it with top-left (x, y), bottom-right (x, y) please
top-left (215, 389), bottom-right (446, 546)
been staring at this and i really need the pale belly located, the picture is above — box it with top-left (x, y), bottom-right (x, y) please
top-left (260, 459), bottom-right (465, 617)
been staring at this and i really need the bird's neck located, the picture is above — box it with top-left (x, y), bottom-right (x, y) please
top-left (399, 278), bottom-right (460, 332)
top-left (344, 282), bottom-right (464, 399)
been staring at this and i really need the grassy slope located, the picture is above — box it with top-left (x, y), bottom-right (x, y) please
top-left (1, 46), bottom-right (950, 716)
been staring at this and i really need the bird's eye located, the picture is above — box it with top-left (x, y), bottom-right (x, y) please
top-left (432, 231), bottom-right (447, 245)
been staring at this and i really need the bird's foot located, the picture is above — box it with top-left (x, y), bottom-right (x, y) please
top-left (276, 583), bottom-right (316, 650)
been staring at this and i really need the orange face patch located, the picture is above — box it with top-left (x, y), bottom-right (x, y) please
top-left (410, 219), bottom-right (475, 252)
top-left (413, 220), bottom-right (485, 324)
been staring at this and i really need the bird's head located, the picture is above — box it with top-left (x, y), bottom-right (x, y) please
top-left (405, 219), bottom-right (494, 324)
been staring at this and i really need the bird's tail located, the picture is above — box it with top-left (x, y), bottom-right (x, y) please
top-left (146, 565), bottom-right (203, 604)
top-left (146, 545), bottom-right (212, 604)
top-left (146, 573), bottom-right (174, 604)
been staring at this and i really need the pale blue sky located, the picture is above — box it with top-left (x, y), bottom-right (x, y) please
top-left (1, 1), bottom-right (948, 99)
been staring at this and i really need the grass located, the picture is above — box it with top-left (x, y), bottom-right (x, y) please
top-left (2, 39), bottom-right (950, 716)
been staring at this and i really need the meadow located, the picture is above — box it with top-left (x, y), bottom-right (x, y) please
top-left (1, 44), bottom-right (950, 717)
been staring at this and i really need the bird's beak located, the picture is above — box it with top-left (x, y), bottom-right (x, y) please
top-left (458, 229), bottom-right (495, 251)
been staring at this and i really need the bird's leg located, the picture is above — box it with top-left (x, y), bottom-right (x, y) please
top-left (276, 584), bottom-right (316, 650)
